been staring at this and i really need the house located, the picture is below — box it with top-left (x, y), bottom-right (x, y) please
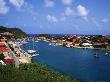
top-left (0, 37), bottom-right (7, 42)
top-left (0, 42), bottom-right (6, 47)
top-left (3, 56), bottom-right (14, 64)
top-left (0, 42), bottom-right (9, 53)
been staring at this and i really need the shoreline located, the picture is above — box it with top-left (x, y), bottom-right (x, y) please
top-left (7, 41), bottom-right (32, 66)
top-left (34, 40), bottom-right (110, 51)
top-left (65, 46), bottom-right (110, 51)
top-left (9, 41), bottom-right (79, 82)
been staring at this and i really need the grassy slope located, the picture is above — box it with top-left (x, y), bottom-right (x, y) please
top-left (0, 63), bottom-right (79, 82)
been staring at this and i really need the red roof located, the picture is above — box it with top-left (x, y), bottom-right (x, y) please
top-left (0, 47), bottom-right (9, 52)
top-left (3, 58), bottom-right (14, 64)
top-left (0, 43), bottom-right (6, 47)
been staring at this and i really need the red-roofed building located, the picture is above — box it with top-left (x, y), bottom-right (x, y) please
top-left (0, 47), bottom-right (9, 52)
top-left (0, 42), bottom-right (6, 47)
top-left (3, 57), bottom-right (14, 64)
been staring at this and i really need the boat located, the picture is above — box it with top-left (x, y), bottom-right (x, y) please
top-left (32, 53), bottom-right (39, 56)
top-left (44, 40), bottom-right (49, 42)
top-left (27, 50), bottom-right (39, 57)
top-left (21, 41), bottom-right (28, 44)
top-left (27, 50), bottom-right (36, 54)
top-left (49, 43), bottom-right (52, 45)
top-left (35, 40), bottom-right (39, 42)
top-left (48, 43), bottom-right (56, 46)
top-left (27, 40), bottom-right (39, 57)
top-left (94, 53), bottom-right (100, 58)
top-left (104, 51), bottom-right (110, 56)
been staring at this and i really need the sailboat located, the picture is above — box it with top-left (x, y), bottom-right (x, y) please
top-left (27, 40), bottom-right (39, 57)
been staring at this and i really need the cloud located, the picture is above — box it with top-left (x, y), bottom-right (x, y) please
top-left (91, 17), bottom-right (102, 27)
top-left (65, 7), bottom-right (73, 16)
top-left (9, 0), bottom-right (24, 9)
top-left (45, 0), bottom-right (54, 7)
top-left (62, 0), bottom-right (73, 5)
top-left (77, 5), bottom-right (88, 17)
top-left (60, 16), bottom-right (66, 21)
top-left (24, 2), bottom-right (37, 16)
top-left (47, 15), bottom-right (58, 23)
top-left (0, 0), bottom-right (9, 14)
top-left (102, 18), bottom-right (108, 23)
top-left (77, 5), bottom-right (88, 21)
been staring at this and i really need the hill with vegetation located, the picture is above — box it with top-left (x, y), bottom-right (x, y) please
top-left (0, 26), bottom-right (27, 38)
top-left (0, 63), bottom-right (78, 82)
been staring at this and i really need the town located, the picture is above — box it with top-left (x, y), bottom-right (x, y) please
top-left (27, 34), bottom-right (110, 50)
top-left (1, 31), bottom-right (110, 65)
top-left (0, 27), bottom-right (78, 82)
top-left (0, 32), bottom-right (31, 65)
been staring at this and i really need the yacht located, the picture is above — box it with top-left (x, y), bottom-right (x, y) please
top-left (27, 50), bottom-right (39, 56)
top-left (27, 40), bottom-right (39, 57)
top-left (27, 50), bottom-right (36, 54)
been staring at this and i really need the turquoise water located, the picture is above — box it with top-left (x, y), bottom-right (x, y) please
top-left (22, 41), bottom-right (110, 82)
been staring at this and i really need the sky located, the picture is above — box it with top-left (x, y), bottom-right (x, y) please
top-left (0, 0), bottom-right (110, 35)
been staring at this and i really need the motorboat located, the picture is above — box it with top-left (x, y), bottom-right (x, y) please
top-left (27, 50), bottom-right (36, 54)
top-left (104, 51), bottom-right (110, 56)
top-left (32, 53), bottom-right (39, 57)
top-left (94, 53), bottom-right (100, 58)
top-left (35, 40), bottom-right (39, 42)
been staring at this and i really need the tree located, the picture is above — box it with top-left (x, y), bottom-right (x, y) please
top-left (0, 53), bottom-right (5, 60)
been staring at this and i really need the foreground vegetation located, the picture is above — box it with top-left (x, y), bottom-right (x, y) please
top-left (0, 63), bottom-right (78, 82)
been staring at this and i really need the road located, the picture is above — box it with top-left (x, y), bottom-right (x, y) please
top-left (5, 42), bottom-right (20, 67)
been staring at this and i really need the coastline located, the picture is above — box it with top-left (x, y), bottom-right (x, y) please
top-left (26, 34), bottom-right (110, 51)
top-left (5, 41), bottom-right (79, 82)
top-left (7, 41), bottom-right (32, 65)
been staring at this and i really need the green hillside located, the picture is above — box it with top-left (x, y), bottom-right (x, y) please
top-left (0, 26), bottom-right (27, 38)
top-left (0, 63), bottom-right (78, 82)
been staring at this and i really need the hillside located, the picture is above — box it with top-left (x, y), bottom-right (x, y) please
top-left (0, 26), bottom-right (27, 38)
top-left (0, 63), bottom-right (78, 82)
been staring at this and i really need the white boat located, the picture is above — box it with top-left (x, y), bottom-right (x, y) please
top-left (21, 41), bottom-right (28, 44)
top-left (27, 50), bottom-right (36, 54)
top-left (49, 43), bottom-right (55, 46)
top-left (27, 39), bottom-right (39, 57)
top-left (32, 53), bottom-right (39, 57)
top-left (35, 41), bottom-right (39, 42)
top-left (27, 50), bottom-right (39, 56)
top-left (49, 43), bottom-right (52, 45)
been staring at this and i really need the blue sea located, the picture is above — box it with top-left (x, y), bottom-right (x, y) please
top-left (21, 41), bottom-right (110, 82)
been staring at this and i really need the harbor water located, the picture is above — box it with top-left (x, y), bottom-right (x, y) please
top-left (22, 41), bottom-right (110, 81)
